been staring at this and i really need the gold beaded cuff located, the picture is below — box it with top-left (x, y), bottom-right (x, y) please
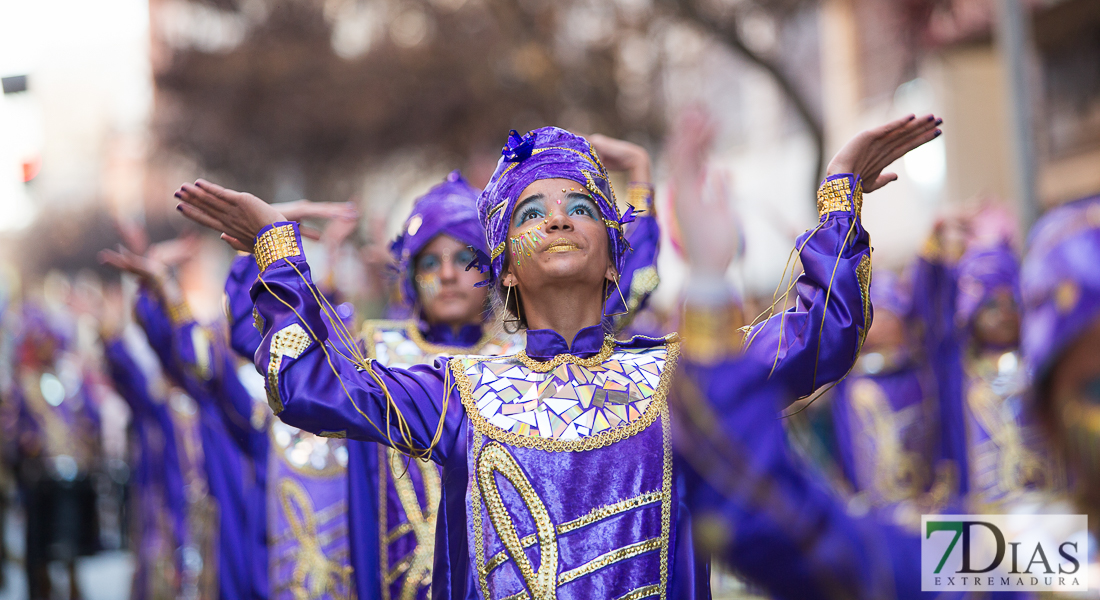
top-left (626, 182), bottom-right (655, 215)
top-left (816, 175), bottom-right (863, 218)
top-left (254, 224), bottom-right (301, 272)
top-left (681, 303), bottom-right (745, 363)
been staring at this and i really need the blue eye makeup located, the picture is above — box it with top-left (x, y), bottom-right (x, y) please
top-left (512, 195), bottom-right (547, 228)
top-left (566, 195), bottom-right (599, 219)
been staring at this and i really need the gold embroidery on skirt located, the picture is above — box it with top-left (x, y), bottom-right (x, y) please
top-left (381, 447), bottom-right (440, 600)
top-left (474, 435), bottom-right (671, 598)
top-left (278, 478), bottom-right (352, 600)
top-left (477, 442), bottom-right (559, 599)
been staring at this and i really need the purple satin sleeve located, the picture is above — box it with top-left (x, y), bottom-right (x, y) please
top-left (174, 319), bottom-right (257, 444)
top-left (171, 323), bottom-right (270, 600)
top-left (679, 355), bottom-right (956, 600)
top-left (911, 256), bottom-right (970, 495)
top-left (226, 254), bottom-right (264, 360)
top-left (134, 289), bottom-right (190, 386)
top-left (606, 213), bottom-right (659, 318)
top-left (132, 287), bottom-right (269, 600)
top-left (102, 337), bottom-right (152, 421)
top-left (250, 222), bottom-right (463, 462)
top-left (742, 196), bottom-right (872, 400)
top-left (102, 338), bottom-right (189, 568)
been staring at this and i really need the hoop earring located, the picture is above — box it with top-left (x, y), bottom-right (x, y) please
top-left (604, 276), bottom-right (630, 318)
top-left (503, 284), bottom-right (523, 330)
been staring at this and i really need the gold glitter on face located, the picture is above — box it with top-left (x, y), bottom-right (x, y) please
top-left (510, 220), bottom-right (548, 267)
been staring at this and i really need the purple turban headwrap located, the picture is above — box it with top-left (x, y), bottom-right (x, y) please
top-left (869, 269), bottom-right (910, 320)
top-left (1021, 194), bottom-right (1100, 380)
top-left (954, 243), bottom-right (1020, 331)
top-left (389, 170), bottom-right (486, 305)
top-left (474, 127), bottom-right (635, 287)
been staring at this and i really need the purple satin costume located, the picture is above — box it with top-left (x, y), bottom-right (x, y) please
top-left (134, 289), bottom-right (269, 600)
top-left (829, 271), bottom-right (961, 519)
top-left (676, 199), bottom-right (1100, 599)
top-left (912, 242), bottom-right (1060, 506)
top-left (104, 335), bottom-right (189, 598)
top-left (245, 126), bottom-right (869, 599)
top-left (225, 165), bottom-right (661, 600)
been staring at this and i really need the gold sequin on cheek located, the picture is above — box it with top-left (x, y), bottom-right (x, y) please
top-left (1055, 280), bottom-right (1079, 314)
top-left (267, 323), bottom-right (312, 414)
top-left (509, 220), bottom-right (548, 267)
top-left (476, 442), bottom-right (558, 598)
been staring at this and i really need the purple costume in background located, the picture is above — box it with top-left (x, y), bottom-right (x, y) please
top-left (103, 331), bottom-right (215, 599)
top-left (5, 306), bottom-right (103, 595)
top-left (1020, 195), bottom-right (1100, 380)
top-left (134, 289), bottom-right (268, 600)
top-left (226, 254), bottom-right (356, 600)
top-left (246, 125), bottom-right (869, 599)
top-left (677, 197), bottom-right (1100, 599)
top-left (829, 271), bottom-right (959, 523)
top-left (104, 335), bottom-right (184, 598)
top-left (675, 352), bottom-right (958, 600)
top-left (912, 242), bottom-right (1060, 507)
top-left (227, 171), bottom-right (511, 600)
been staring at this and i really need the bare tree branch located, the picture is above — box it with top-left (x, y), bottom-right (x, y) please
top-left (669, 0), bottom-right (826, 200)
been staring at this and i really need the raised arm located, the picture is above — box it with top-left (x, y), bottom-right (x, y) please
top-left (102, 335), bottom-right (154, 422)
top-left (740, 173), bottom-right (872, 398)
top-left (588, 134), bottom-right (661, 325)
top-left (224, 195), bottom-right (359, 362)
top-left (101, 333), bottom-right (189, 553)
top-left (671, 109), bottom-right (943, 400)
top-left (225, 254), bottom-right (264, 361)
top-left (175, 181), bottom-right (463, 462)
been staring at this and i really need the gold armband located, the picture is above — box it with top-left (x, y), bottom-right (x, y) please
top-left (681, 303), bottom-right (745, 363)
top-left (626, 182), bottom-right (655, 216)
top-left (254, 224), bottom-right (301, 272)
top-left (816, 176), bottom-right (863, 218)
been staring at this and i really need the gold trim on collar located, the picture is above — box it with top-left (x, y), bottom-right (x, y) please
top-left (452, 335), bottom-right (680, 452)
top-left (515, 335), bottom-right (616, 371)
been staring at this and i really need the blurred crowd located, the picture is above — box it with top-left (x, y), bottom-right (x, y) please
top-left (0, 115), bottom-right (1097, 600)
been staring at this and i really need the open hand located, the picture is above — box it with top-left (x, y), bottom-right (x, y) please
top-left (668, 106), bottom-right (741, 277)
top-left (148, 234), bottom-right (201, 268)
top-left (175, 180), bottom-right (286, 252)
top-left (827, 114), bottom-right (942, 192)
top-left (98, 246), bottom-right (169, 285)
top-left (588, 134), bottom-right (652, 184)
